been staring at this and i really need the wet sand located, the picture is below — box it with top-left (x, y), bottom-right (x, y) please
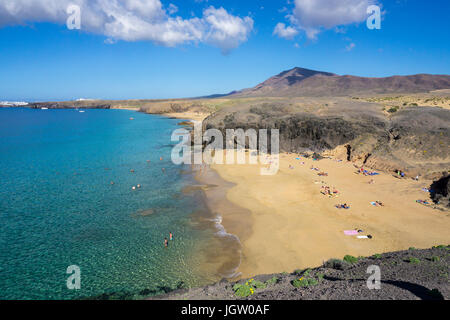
top-left (206, 152), bottom-right (450, 279)
top-left (181, 165), bottom-right (245, 280)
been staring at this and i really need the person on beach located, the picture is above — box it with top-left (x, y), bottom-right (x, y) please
top-left (164, 238), bottom-right (168, 248)
top-left (169, 232), bottom-right (173, 241)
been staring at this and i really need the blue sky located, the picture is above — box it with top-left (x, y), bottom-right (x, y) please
top-left (0, 0), bottom-right (449, 101)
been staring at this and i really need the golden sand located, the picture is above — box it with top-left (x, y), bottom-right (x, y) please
top-left (204, 152), bottom-right (450, 278)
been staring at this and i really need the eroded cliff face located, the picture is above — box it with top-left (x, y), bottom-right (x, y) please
top-left (202, 100), bottom-right (450, 180)
top-left (430, 175), bottom-right (450, 208)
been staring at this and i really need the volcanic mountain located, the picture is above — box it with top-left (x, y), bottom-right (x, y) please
top-left (231, 67), bottom-right (450, 97)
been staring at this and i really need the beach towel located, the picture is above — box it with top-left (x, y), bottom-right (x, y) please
top-left (370, 202), bottom-right (377, 206)
top-left (357, 236), bottom-right (369, 239)
top-left (344, 230), bottom-right (359, 236)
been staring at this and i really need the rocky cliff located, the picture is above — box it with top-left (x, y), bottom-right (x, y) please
top-left (202, 98), bottom-right (450, 180)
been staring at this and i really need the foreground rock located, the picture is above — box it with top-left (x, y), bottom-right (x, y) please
top-left (154, 246), bottom-right (449, 300)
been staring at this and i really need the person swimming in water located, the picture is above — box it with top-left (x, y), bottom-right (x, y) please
top-left (164, 238), bottom-right (168, 248)
top-left (169, 232), bottom-right (173, 241)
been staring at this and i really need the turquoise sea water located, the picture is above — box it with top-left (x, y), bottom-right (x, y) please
top-left (0, 108), bottom-right (229, 299)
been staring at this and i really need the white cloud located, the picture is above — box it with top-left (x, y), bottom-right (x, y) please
top-left (273, 22), bottom-right (299, 40)
top-left (274, 0), bottom-right (379, 40)
top-left (345, 42), bottom-right (356, 51)
top-left (203, 7), bottom-right (254, 54)
top-left (167, 3), bottom-right (178, 15)
top-left (0, 0), bottom-right (253, 52)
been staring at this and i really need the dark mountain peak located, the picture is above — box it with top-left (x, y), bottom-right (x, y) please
top-left (277, 67), bottom-right (336, 78)
top-left (232, 67), bottom-right (450, 97)
top-left (255, 67), bottom-right (336, 89)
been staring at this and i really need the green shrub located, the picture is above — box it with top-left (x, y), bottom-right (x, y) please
top-left (324, 258), bottom-right (349, 270)
top-left (343, 255), bottom-right (359, 264)
top-left (233, 279), bottom-right (265, 297)
top-left (387, 106), bottom-right (399, 113)
top-left (317, 273), bottom-right (325, 282)
top-left (408, 257), bottom-right (420, 264)
top-left (233, 284), bottom-right (253, 297)
top-left (265, 276), bottom-right (279, 286)
top-left (431, 256), bottom-right (440, 262)
top-left (409, 247), bottom-right (416, 250)
top-left (372, 253), bottom-right (382, 259)
top-left (252, 280), bottom-right (266, 289)
top-left (292, 276), bottom-right (319, 288)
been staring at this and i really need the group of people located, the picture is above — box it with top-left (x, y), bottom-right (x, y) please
top-left (321, 185), bottom-right (339, 197)
top-left (164, 232), bottom-right (174, 248)
top-left (357, 167), bottom-right (379, 176)
top-left (395, 169), bottom-right (406, 178)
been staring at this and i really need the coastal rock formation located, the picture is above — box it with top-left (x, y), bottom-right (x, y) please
top-left (202, 99), bottom-right (450, 179)
top-left (29, 102), bottom-right (111, 109)
top-left (430, 175), bottom-right (450, 208)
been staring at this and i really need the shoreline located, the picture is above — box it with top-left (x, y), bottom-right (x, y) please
top-left (165, 113), bottom-right (244, 281)
top-left (194, 166), bottom-right (251, 280)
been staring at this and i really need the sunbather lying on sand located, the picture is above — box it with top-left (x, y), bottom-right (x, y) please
top-left (370, 201), bottom-right (384, 207)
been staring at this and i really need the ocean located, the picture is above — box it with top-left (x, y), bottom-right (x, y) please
top-left (0, 107), bottom-right (238, 299)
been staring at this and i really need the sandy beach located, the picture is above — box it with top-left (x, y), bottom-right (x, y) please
top-left (198, 151), bottom-right (450, 279)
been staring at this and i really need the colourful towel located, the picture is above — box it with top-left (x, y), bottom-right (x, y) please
top-left (344, 230), bottom-right (358, 236)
